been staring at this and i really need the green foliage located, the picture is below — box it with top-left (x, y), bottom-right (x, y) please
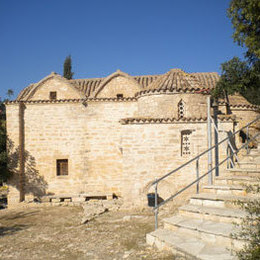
top-left (213, 57), bottom-right (249, 97)
top-left (240, 60), bottom-right (260, 104)
top-left (0, 120), bottom-right (9, 183)
top-left (232, 181), bottom-right (260, 260)
top-left (0, 90), bottom-right (14, 184)
top-left (6, 89), bottom-right (14, 99)
top-left (63, 55), bottom-right (74, 80)
top-left (228, 0), bottom-right (260, 60)
top-left (213, 57), bottom-right (260, 104)
top-left (213, 1), bottom-right (260, 105)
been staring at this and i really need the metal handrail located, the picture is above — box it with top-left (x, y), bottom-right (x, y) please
top-left (152, 116), bottom-right (260, 186)
top-left (153, 115), bottom-right (260, 229)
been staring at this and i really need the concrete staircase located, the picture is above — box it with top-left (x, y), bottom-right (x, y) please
top-left (146, 146), bottom-right (260, 260)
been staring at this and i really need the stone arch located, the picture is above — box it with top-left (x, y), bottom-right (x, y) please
top-left (25, 72), bottom-right (85, 101)
top-left (92, 70), bottom-right (141, 98)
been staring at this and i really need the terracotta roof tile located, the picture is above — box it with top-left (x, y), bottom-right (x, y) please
top-left (136, 69), bottom-right (208, 96)
top-left (219, 94), bottom-right (259, 110)
top-left (191, 72), bottom-right (220, 90)
top-left (15, 69), bottom-right (221, 100)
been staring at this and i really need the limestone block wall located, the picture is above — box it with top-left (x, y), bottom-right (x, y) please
top-left (95, 76), bottom-right (140, 98)
top-left (83, 101), bottom-right (138, 195)
top-left (6, 100), bottom-right (138, 202)
top-left (121, 120), bottom-right (234, 207)
top-left (6, 102), bottom-right (89, 200)
top-left (218, 105), bottom-right (259, 147)
top-left (231, 109), bottom-right (260, 135)
top-left (29, 77), bottom-right (82, 100)
top-left (6, 97), bottom-right (236, 207)
top-left (5, 104), bottom-right (20, 204)
top-left (137, 93), bottom-right (208, 118)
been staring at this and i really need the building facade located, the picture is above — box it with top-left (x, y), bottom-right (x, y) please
top-left (5, 69), bottom-right (259, 206)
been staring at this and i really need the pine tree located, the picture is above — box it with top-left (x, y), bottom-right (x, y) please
top-left (63, 55), bottom-right (74, 80)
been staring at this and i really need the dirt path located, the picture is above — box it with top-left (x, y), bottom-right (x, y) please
top-left (0, 205), bottom-right (174, 259)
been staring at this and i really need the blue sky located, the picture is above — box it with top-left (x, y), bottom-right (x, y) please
top-left (0, 0), bottom-right (245, 99)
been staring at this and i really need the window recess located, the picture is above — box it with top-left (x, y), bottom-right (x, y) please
top-left (57, 159), bottom-right (68, 176)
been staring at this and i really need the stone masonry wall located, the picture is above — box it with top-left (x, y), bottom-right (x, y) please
top-left (84, 101), bottom-right (138, 195)
top-left (6, 100), bottom-right (138, 203)
top-left (137, 93), bottom-right (208, 118)
top-left (231, 109), bottom-right (260, 137)
top-left (121, 121), bottom-right (234, 207)
top-left (5, 104), bottom-right (20, 204)
top-left (29, 78), bottom-right (82, 100)
top-left (96, 76), bottom-right (140, 98)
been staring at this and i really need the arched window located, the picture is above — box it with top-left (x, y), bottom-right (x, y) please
top-left (178, 100), bottom-right (185, 118)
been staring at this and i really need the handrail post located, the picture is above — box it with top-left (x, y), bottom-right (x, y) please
top-left (213, 99), bottom-right (219, 177)
top-left (246, 126), bottom-right (249, 154)
top-left (227, 138), bottom-right (230, 168)
top-left (154, 182), bottom-right (158, 230)
top-left (207, 96), bottom-right (213, 184)
top-left (196, 158), bottom-right (199, 193)
top-left (229, 142), bottom-right (235, 168)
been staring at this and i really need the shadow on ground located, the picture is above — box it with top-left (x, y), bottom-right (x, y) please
top-left (0, 224), bottom-right (28, 237)
top-left (0, 210), bottom-right (40, 221)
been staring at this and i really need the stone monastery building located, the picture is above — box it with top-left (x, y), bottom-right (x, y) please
top-left (6, 68), bottom-right (259, 206)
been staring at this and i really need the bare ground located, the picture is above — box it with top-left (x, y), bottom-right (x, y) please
top-left (0, 205), bottom-right (174, 260)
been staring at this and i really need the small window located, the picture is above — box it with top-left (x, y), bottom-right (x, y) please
top-left (50, 91), bottom-right (57, 100)
top-left (178, 100), bottom-right (185, 118)
top-left (57, 159), bottom-right (68, 176)
top-left (181, 130), bottom-right (192, 156)
top-left (116, 94), bottom-right (123, 99)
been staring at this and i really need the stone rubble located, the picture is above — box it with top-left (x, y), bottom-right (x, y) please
top-left (81, 199), bottom-right (122, 224)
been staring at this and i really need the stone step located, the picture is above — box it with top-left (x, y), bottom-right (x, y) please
top-left (242, 153), bottom-right (260, 161)
top-left (237, 161), bottom-right (260, 169)
top-left (146, 228), bottom-right (237, 260)
top-left (179, 204), bottom-right (246, 224)
top-left (203, 185), bottom-right (246, 196)
top-left (163, 216), bottom-right (243, 250)
top-left (224, 168), bottom-right (260, 177)
top-left (250, 149), bottom-right (260, 155)
top-left (189, 193), bottom-right (257, 209)
top-left (215, 175), bottom-right (259, 186)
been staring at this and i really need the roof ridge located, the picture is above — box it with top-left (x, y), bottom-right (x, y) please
top-left (70, 77), bottom-right (103, 81)
top-left (191, 72), bottom-right (219, 74)
top-left (144, 68), bottom-right (206, 92)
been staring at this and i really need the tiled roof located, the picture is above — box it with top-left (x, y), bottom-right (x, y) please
top-left (134, 75), bottom-right (160, 88)
top-left (70, 74), bottom-right (160, 97)
top-left (136, 69), bottom-right (208, 96)
top-left (191, 72), bottom-right (220, 90)
top-left (219, 94), bottom-right (259, 110)
top-left (14, 69), bottom-right (223, 100)
top-left (70, 78), bottom-right (103, 97)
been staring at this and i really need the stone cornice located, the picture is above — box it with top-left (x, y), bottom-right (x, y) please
top-left (5, 97), bottom-right (138, 105)
top-left (120, 116), bottom-right (234, 125)
top-left (135, 88), bottom-right (208, 97)
top-left (218, 101), bottom-right (259, 110)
